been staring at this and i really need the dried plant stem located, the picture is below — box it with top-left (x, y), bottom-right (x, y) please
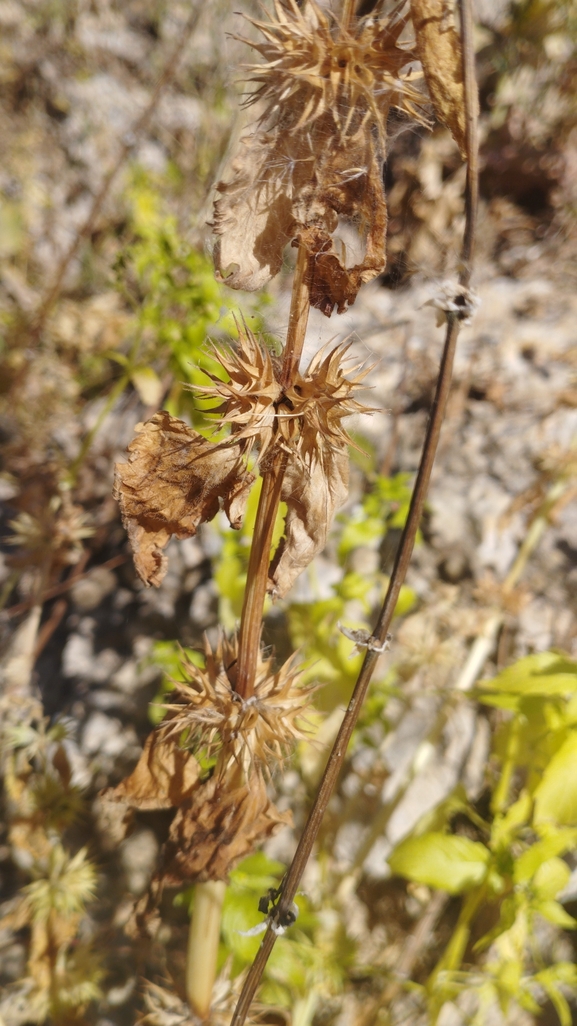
top-left (236, 458), bottom-right (288, 699)
top-left (279, 241), bottom-right (312, 388)
top-left (229, 2), bottom-right (478, 1021)
top-left (186, 880), bottom-right (227, 1019)
top-left (235, 243), bottom-right (311, 698)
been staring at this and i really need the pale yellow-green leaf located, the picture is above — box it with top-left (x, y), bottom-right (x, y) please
top-left (514, 832), bottom-right (577, 884)
top-left (531, 856), bottom-right (571, 899)
top-left (131, 367), bottom-right (164, 407)
top-left (388, 833), bottom-right (490, 894)
top-left (533, 899), bottom-right (577, 930)
top-left (534, 732), bottom-right (577, 826)
top-left (480, 653), bottom-right (577, 697)
top-left (491, 790), bottom-right (532, 849)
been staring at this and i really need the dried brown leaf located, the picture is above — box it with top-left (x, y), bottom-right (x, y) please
top-left (160, 771), bottom-right (291, 884)
top-left (100, 729), bottom-right (200, 810)
top-left (268, 443), bottom-right (349, 599)
top-left (295, 137), bottom-right (388, 315)
top-left (213, 132), bottom-right (297, 291)
top-left (411, 0), bottom-right (475, 158)
top-left (114, 411), bottom-right (254, 587)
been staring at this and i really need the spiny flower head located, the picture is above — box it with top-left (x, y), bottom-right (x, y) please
top-left (201, 326), bottom-right (373, 464)
top-left (239, 0), bottom-right (427, 146)
top-left (162, 632), bottom-right (314, 768)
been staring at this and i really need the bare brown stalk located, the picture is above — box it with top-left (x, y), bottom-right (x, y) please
top-left (229, 0), bottom-right (478, 1021)
top-left (235, 456), bottom-right (288, 699)
top-left (278, 242), bottom-right (312, 388)
top-left (24, 4), bottom-right (202, 341)
top-left (235, 242), bottom-right (311, 698)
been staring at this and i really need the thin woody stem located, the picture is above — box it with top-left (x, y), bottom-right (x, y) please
top-left (235, 457), bottom-right (287, 699)
top-left (279, 241), bottom-right (312, 388)
top-left (229, 0), bottom-right (478, 1019)
top-left (235, 242), bottom-right (311, 698)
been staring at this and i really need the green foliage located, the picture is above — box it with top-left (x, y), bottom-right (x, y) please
top-left (286, 472), bottom-right (417, 711)
top-left (147, 641), bottom-right (205, 725)
top-left (111, 167), bottom-right (269, 423)
top-left (219, 853), bottom-right (352, 1014)
top-left (387, 651), bottom-right (577, 1024)
top-left (389, 833), bottom-right (491, 896)
top-left (337, 472), bottom-right (419, 562)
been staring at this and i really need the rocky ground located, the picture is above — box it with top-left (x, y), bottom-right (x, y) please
top-left (1, 1), bottom-right (577, 1025)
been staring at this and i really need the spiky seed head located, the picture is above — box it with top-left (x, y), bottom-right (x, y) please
top-left (162, 632), bottom-right (314, 770)
top-left (199, 328), bottom-right (374, 466)
top-left (239, 0), bottom-right (427, 147)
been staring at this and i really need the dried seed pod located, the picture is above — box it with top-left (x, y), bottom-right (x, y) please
top-left (163, 632), bottom-right (314, 766)
top-left (116, 333), bottom-right (372, 592)
top-left (205, 333), bottom-right (373, 588)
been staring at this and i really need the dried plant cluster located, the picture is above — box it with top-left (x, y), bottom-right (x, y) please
top-left (114, 322), bottom-right (371, 597)
top-left (108, 0), bottom-right (471, 1018)
top-left (214, 0), bottom-right (428, 313)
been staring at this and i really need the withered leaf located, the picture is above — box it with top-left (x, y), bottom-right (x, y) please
top-left (159, 771), bottom-right (291, 884)
top-left (100, 728), bottom-right (200, 811)
top-left (296, 140), bottom-right (387, 316)
top-left (268, 444), bottom-right (350, 599)
top-left (213, 131), bottom-right (298, 291)
top-left (411, 0), bottom-right (476, 158)
top-left (114, 411), bottom-right (254, 586)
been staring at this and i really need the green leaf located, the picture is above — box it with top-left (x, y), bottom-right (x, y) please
top-left (514, 838), bottom-right (575, 886)
top-left (532, 856), bottom-right (571, 898)
top-left (388, 833), bottom-right (490, 894)
top-left (228, 852), bottom-right (285, 892)
top-left (491, 790), bottom-right (532, 849)
top-left (479, 653), bottom-right (577, 697)
top-left (534, 731), bottom-right (577, 826)
top-left (221, 886), bottom-right (266, 967)
top-left (532, 899), bottom-right (577, 930)
top-left (539, 981), bottom-right (572, 1026)
top-left (131, 367), bottom-right (163, 406)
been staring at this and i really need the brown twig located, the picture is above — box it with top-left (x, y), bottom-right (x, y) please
top-left (229, 0), bottom-right (478, 1020)
top-left (25, 3), bottom-right (203, 340)
top-left (235, 242), bottom-right (311, 699)
top-left (235, 455), bottom-right (288, 699)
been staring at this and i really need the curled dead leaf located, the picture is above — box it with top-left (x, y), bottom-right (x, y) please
top-left (114, 411), bottom-right (254, 587)
top-left (159, 770), bottom-right (291, 884)
top-left (100, 728), bottom-right (200, 810)
top-left (213, 132), bottom-right (297, 291)
top-left (268, 443), bottom-right (349, 599)
top-left (411, 0), bottom-right (476, 158)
